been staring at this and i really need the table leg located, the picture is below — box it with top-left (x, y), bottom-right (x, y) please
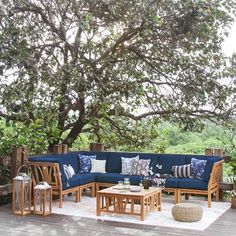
top-left (140, 197), bottom-right (145, 221)
top-left (96, 193), bottom-right (101, 216)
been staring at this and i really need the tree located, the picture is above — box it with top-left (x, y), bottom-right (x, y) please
top-left (0, 0), bottom-right (236, 150)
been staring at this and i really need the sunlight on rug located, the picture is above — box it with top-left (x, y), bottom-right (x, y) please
top-left (52, 195), bottom-right (230, 231)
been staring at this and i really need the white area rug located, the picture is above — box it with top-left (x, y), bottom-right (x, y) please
top-left (52, 194), bottom-right (230, 231)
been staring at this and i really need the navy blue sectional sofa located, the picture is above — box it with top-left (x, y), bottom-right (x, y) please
top-left (28, 151), bottom-right (223, 208)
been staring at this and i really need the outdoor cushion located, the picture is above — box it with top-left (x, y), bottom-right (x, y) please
top-left (172, 164), bottom-right (192, 178)
top-left (139, 154), bottom-right (158, 173)
top-left (105, 152), bottom-right (123, 173)
top-left (130, 159), bottom-right (151, 175)
top-left (95, 173), bottom-right (125, 183)
top-left (158, 154), bottom-right (186, 174)
top-left (177, 178), bottom-right (208, 190)
top-left (164, 177), bottom-right (179, 188)
top-left (78, 154), bottom-right (96, 173)
top-left (202, 156), bottom-right (222, 182)
top-left (95, 173), bottom-right (142, 185)
top-left (63, 173), bottom-right (96, 190)
top-left (63, 164), bottom-right (75, 180)
top-left (121, 155), bottom-right (139, 175)
top-left (90, 159), bottom-right (106, 173)
top-left (191, 158), bottom-right (207, 180)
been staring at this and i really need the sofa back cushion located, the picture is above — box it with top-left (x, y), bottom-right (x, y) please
top-left (139, 153), bottom-right (158, 173)
top-left (105, 152), bottom-right (140, 173)
top-left (157, 154), bottom-right (186, 174)
top-left (202, 156), bottom-right (222, 182)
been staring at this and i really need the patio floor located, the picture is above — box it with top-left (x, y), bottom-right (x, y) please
top-left (0, 200), bottom-right (236, 236)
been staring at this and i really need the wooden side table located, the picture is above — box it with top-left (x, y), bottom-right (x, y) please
top-left (33, 184), bottom-right (52, 216)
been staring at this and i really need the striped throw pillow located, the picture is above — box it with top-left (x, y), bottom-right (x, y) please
top-left (171, 164), bottom-right (192, 178)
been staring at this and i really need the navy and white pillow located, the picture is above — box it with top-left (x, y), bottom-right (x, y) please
top-left (191, 158), bottom-right (207, 180)
top-left (130, 159), bottom-right (151, 176)
top-left (172, 164), bottom-right (192, 178)
top-left (121, 155), bottom-right (139, 175)
top-left (78, 154), bottom-right (96, 173)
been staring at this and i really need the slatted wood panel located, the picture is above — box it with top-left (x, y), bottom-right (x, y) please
top-left (0, 204), bottom-right (236, 236)
top-left (28, 161), bottom-right (80, 208)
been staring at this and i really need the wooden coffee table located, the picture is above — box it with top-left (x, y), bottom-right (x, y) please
top-left (96, 186), bottom-right (161, 221)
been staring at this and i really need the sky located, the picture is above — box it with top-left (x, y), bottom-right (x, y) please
top-left (221, 21), bottom-right (236, 56)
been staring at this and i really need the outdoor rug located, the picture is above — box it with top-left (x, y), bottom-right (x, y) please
top-left (52, 194), bottom-right (230, 231)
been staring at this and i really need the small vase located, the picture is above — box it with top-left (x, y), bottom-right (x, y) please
top-left (143, 178), bottom-right (151, 189)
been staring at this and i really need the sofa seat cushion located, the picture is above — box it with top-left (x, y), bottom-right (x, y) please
top-left (63, 173), bottom-right (96, 190)
top-left (177, 178), bottom-right (208, 190)
top-left (95, 173), bottom-right (124, 184)
top-left (95, 173), bottom-right (142, 185)
top-left (165, 177), bottom-right (179, 188)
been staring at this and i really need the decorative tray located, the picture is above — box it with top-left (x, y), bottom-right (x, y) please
top-left (130, 187), bottom-right (142, 192)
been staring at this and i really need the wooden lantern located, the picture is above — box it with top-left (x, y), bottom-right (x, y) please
top-left (12, 165), bottom-right (32, 216)
top-left (33, 183), bottom-right (52, 216)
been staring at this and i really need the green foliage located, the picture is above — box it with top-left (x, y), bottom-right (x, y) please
top-left (0, 163), bottom-right (11, 185)
top-left (0, 118), bottom-right (60, 155)
top-left (87, 118), bottom-right (168, 153)
top-left (71, 133), bottom-right (90, 151)
top-left (0, 0), bottom-right (236, 149)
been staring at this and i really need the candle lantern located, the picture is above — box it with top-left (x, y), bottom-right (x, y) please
top-left (12, 165), bottom-right (32, 216)
top-left (33, 182), bottom-right (52, 216)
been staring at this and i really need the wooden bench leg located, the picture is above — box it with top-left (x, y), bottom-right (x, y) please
top-left (184, 193), bottom-right (189, 200)
top-left (208, 191), bottom-right (212, 208)
top-left (76, 187), bottom-right (81, 202)
top-left (215, 188), bottom-right (219, 202)
top-left (91, 183), bottom-right (96, 197)
top-left (175, 190), bottom-right (181, 204)
top-left (59, 193), bottom-right (63, 208)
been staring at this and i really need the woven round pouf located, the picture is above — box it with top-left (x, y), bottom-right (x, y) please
top-left (172, 203), bottom-right (203, 222)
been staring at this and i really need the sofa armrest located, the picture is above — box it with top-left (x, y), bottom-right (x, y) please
top-left (208, 160), bottom-right (224, 187)
top-left (28, 161), bottom-right (62, 192)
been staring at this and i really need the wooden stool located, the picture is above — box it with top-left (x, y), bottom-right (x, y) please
top-left (33, 184), bottom-right (52, 216)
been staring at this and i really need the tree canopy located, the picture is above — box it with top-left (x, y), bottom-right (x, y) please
top-left (0, 0), bottom-right (236, 149)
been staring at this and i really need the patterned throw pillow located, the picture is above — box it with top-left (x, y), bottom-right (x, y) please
top-left (121, 155), bottom-right (139, 175)
top-left (63, 164), bottom-right (75, 180)
top-left (171, 164), bottom-right (192, 178)
top-left (78, 154), bottom-right (96, 173)
top-left (191, 158), bottom-right (207, 180)
top-left (130, 159), bottom-right (151, 176)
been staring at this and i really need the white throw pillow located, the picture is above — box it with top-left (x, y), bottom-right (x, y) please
top-left (90, 159), bottom-right (106, 173)
top-left (68, 164), bottom-right (75, 177)
top-left (63, 164), bottom-right (75, 180)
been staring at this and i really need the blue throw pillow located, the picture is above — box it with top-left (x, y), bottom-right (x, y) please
top-left (78, 154), bottom-right (96, 173)
top-left (191, 158), bottom-right (207, 180)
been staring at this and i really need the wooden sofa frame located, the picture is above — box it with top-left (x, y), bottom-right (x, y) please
top-left (166, 160), bottom-right (224, 207)
top-left (28, 161), bottom-right (95, 208)
top-left (28, 159), bottom-right (224, 208)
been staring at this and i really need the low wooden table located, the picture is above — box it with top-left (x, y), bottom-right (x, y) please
top-left (96, 186), bottom-right (161, 221)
